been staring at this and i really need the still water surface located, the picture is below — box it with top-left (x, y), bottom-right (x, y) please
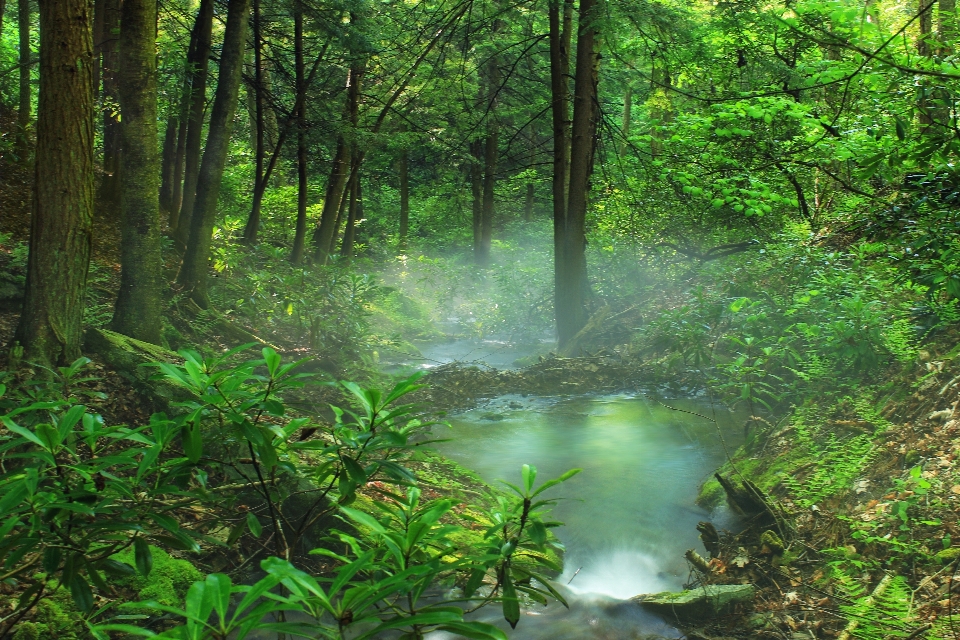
top-left (429, 393), bottom-right (744, 639)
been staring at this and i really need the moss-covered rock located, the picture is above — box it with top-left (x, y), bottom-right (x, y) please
top-left (633, 584), bottom-right (755, 621)
top-left (936, 547), bottom-right (960, 563)
top-left (84, 328), bottom-right (191, 412)
top-left (11, 587), bottom-right (84, 640)
top-left (111, 545), bottom-right (202, 611)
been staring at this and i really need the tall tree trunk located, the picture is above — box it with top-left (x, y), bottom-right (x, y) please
top-left (15, 0), bottom-right (31, 163)
top-left (328, 178), bottom-right (349, 256)
top-left (479, 119), bottom-right (497, 263)
top-left (174, 0), bottom-right (214, 247)
top-left (620, 83), bottom-right (632, 157)
top-left (93, 0), bottom-right (103, 98)
top-left (549, 0), bottom-right (572, 340)
top-left (97, 0), bottom-right (122, 220)
top-left (919, 0), bottom-right (935, 126)
top-left (177, 0), bottom-right (250, 306)
top-left (0, 0), bottom-right (6, 34)
top-left (941, 0), bottom-right (957, 52)
top-left (936, 0), bottom-right (956, 125)
top-left (290, 0), bottom-right (308, 264)
top-left (242, 0), bottom-right (265, 244)
top-left (312, 139), bottom-right (350, 262)
top-left (477, 47), bottom-right (500, 265)
top-left (159, 115), bottom-right (178, 215)
top-left (340, 167), bottom-right (360, 260)
top-left (313, 63), bottom-right (362, 264)
top-left (111, 0), bottom-right (161, 343)
top-left (398, 149), bottom-right (409, 251)
top-left (557, 0), bottom-right (600, 350)
top-left (525, 183), bottom-right (534, 222)
top-left (15, 0), bottom-right (94, 368)
top-left (470, 141), bottom-right (482, 253)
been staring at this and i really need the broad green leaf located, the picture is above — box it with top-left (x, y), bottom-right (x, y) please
top-left (246, 512), bottom-right (263, 538)
top-left (134, 538), bottom-right (153, 577)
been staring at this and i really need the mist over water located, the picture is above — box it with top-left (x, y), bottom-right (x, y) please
top-left (431, 393), bottom-right (744, 638)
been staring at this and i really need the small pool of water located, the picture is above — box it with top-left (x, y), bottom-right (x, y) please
top-left (429, 393), bottom-right (744, 639)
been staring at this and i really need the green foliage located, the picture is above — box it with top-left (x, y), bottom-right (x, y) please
top-left (0, 346), bottom-right (577, 637)
top-left (782, 411), bottom-right (877, 508)
top-left (833, 573), bottom-right (915, 640)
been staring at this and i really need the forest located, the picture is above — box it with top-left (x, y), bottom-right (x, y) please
top-left (1, 0), bottom-right (960, 638)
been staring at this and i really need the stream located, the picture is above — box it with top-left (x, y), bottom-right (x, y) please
top-left (429, 392), bottom-right (744, 639)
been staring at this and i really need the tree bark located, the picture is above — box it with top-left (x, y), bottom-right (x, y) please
top-left (525, 183), bottom-right (534, 222)
top-left (14, 0), bottom-right (94, 369)
top-left (177, 0), bottom-right (251, 306)
top-left (477, 47), bottom-right (500, 265)
top-left (290, 0), bottom-right (308, 264)
top-left (340, 167), bottom-right (360, 260)
top-left (169, 15), bottom-right (202, 229)
top-left (398, 148), bottom-right (409, 251)
top-left (941, 0), bottom-right (957, 52)
top-left (159, 115), bottom-right (178, 215)
top-left (313, 63), bottom-right (362, 263)
top-left (620, 83), bottom-right (632, 157)
top-left (97, 0), bottom-right (122, 220)
top-left (111, 0), bottom-right (161, 343)
top-left (312, 138), bottom-right (351, 263)
top-left (470, 140), bottom-right (482, 253)
top-left (549, 0), bottom-right (572, 341)
top-left (174, 0), bottom-right (214, 247)
top-left (242, 0), bottom-right (265, 244)
top-left (15, 0), bottom-right (31, 163)
top-left (557, 0), bottom-right (600, 350)
top-left (0, 0), bottom-right (6, 34)
top-left (93, 0), bottom-right (103, 97)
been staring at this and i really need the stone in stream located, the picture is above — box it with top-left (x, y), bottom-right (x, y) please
top-left (631, 584), bottom-right (755, 621)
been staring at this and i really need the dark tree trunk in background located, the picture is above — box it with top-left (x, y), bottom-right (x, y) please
top-left (477, 46), bottom-right (500, 265)
top-left (242, 0), bottom-right (265, 244)
top-left (112, 0), bottom-right (161, 343)
top-left (290, 0), bottom-right (308, 264)
top-left (312, 138), bottom-right (350, 262)
top-left (159, 115), bottom-right (178, 215)
top-left (620, 84), bottom-right (632, 157)
top-left (941, 0), bottom-right (957, 52)
top-left (174, 0), bottom-right (214, 247)
top-left (479, 120), bottom-right (497, 263)
top-left (93, 0), bottom-right (103, 96)
top-left (549, 0), bottom-right (572, 338)
top-left (14, 0), bottom-right (94, 368)
top-left (398, 149), bottom-right (409, 251)
top-left (97, 0), bottom-right (122, 220)
top-left (329, 177), bottom-right (349, 256)
top-left (557, 0), bottom-right (600, 349)
top-left (525, 183), bottom-right (534, 221)
top-left (340, 168), bottom-right (360, 260)
top-left (0, 0), bottom-right (6, 34)
top-left (177, 0), bottom-right (250, 306)
top-left (169, 19), bottom-right (201, 228)
top-left (470, 140), bottom-right (482, 253)
top-left (15, 0), bottom-right (31, 163)
top-left (313, 63), bottom-right (362, 263)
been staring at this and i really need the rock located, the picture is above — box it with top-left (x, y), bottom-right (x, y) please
top-left (480, 412), bottom-right (506, 421)
top-left (936, 547), bottom-right (960, 563)
top-left (85, 328), bottom-right (192, 412)
top-left (633, 584), bottom-right (755, 621)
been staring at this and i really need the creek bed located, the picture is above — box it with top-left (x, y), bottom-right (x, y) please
top-left (429, 393), bottom-right (745, 639)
